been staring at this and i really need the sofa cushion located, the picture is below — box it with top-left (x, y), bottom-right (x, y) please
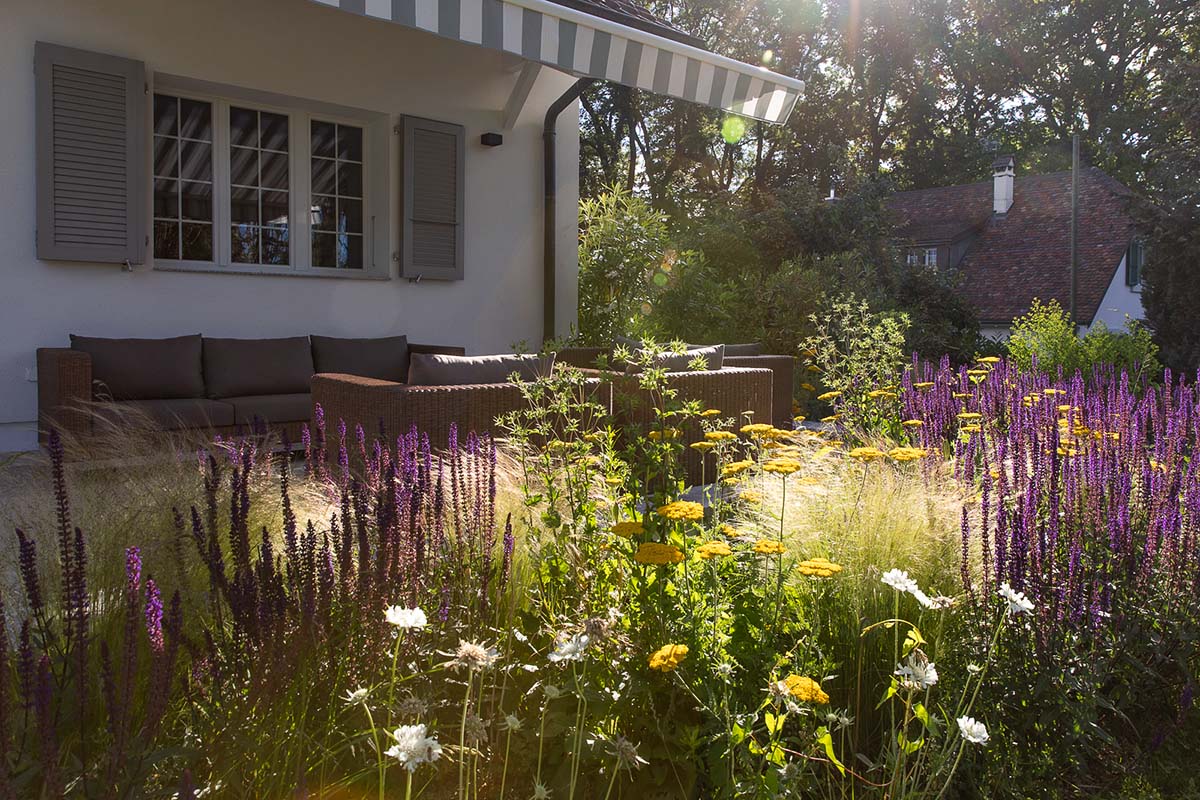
top-left (722, 342), bottom-right (764, 357)
top-left (95, 398), bottom-right (235, 430)
top-left (70, 334), bottom-right (203, 400)
top-left (311, 334), bottom-right (409, 382)
top-left (408, 353), bottom-right (555, 386)
top-left (202, 337), bottom-right (314, 398)
top-left (227, 393), bottom-right (313, 426)
top-left (627, 344), bottom-right (725, 373)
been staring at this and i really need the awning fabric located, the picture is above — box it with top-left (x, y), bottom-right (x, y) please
top-left (311, 0), bottom-right (803, 123)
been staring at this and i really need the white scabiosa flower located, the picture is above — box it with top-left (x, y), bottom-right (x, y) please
top-left (881, 569), bottom-right (918, 594)
top-left (531, 782), bottom-right (552, 799)
top-left (957, 716), bottom-right (989, 745)
top-left (894, 653), bottom-right (939, 690)
top-left (343, 686), bottom-right (369, 706)
top-left (452, 640), bottom-right (500, 671)
top-left (998, 582), bottom-right (1035, 615)
top-left (547, 632), bottom-right (591, 663)
top-left (384, 606), bottom-right (428, 629)
top-left (385, 723), bottom-right (443, 771)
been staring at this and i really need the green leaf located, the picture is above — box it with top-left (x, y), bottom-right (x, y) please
top-left (764, 711), bottom-right (784, 735)
top-left (816, 727), bottom-right (846, 776)
top-left (730, 723), bottom-right (746, 746)
top-left (913, 702), bottom-right (931, 729)
top-left (897, 730), bottom-right (924, 754)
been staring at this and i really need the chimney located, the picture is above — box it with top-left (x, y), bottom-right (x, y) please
top-left (992, 154), bottom-right (1015, 214)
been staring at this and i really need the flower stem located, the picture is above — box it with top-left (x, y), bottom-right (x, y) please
top-left (458, 670), bottom-right (473, 800)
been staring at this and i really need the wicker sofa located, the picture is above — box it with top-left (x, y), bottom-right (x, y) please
top-left (36, 335), bottom-right (462, 444)
top-left (557, 343), bottom-right (794, 427)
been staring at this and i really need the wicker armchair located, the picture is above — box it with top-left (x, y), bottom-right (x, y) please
top-left (724, 354), bottom-right (795, 428)
top-left (575, 365), bottom-right (773, 486)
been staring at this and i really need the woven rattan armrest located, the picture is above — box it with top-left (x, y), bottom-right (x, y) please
top-left (36, 347), bottom-right (93, 443)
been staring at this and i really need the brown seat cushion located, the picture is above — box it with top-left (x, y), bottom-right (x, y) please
top-left (311, 335), bottom-right (409, 382)
top-left (70, 334), bottom-right (203, 400)
top-left (627, 344), bottom-right (725, 373)
top-left (407, 353), bottom-right (555, 386)
top-left (202, 337), bottom-right (314, 398)
top-left (95, 398), bottom-right (235, 430)
top-left (227, 393), bottom-right (313, 426)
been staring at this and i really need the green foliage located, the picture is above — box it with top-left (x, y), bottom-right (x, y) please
top-left (802, 294), bottom-right (909, 435)
top-left (576, 185), bottom-right (676, 345)
top-left (1006, 298), bottom-right (1160, 381)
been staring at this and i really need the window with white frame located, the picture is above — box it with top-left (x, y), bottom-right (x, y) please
top-left (151, 83), bottom-right (384, 276)
top-left (906, 247), bottom-right (938, 269)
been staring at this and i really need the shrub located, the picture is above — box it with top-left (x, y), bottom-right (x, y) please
top-left (577, 185), bottom-right (675, 345)
top-left (1006, 298), bottom-right (1160, 381)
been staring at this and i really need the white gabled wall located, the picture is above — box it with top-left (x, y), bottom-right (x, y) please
top-left (1087, 254), bottom-right (1146, 333)
top-left (0, 0), bottom-right (580, 452)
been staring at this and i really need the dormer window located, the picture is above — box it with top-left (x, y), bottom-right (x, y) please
top-left (907, 247), bottom-right (938, 269)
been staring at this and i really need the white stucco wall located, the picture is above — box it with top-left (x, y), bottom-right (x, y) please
top-left (0, 0), bottom-right (581, 451)
top-left (1087, 254), bottom-right (1146, 333)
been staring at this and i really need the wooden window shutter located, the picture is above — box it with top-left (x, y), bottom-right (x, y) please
top-left (35, 42), bottom-right (147, 264)
top-left (401, 117), bottom-right (465, 281)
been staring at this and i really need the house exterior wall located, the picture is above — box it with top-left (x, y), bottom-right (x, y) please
top-left (0, 0), bottom-right (581, 452)
top-left (1087, 254), bottom-right (1145, 333)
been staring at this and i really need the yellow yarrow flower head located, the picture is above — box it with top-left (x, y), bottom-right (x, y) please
top-left (977, 356), bottom-right (1001, 364)
top-left (901, 419), bottom-right (924, 427)
top-left (784, 675), bottom-right (830, 704)
top-left (820, 414), bottom-right (840, 423)
top-left (952, 392), bottom-right (972, 399)
top-left (689, 441), bottom-right (715, 452)
top-left (648, 428), bottom-right (681, 441)
top-left (817, 391), bottom-right (841, 402)
top-left (648, 644), bottom-right (688, 672)
top-left (704, 430), bottom-right (737, 443)
top-left (721, 460), bottom-right (755, 478)
top-left (754, 539), bottom-right (786, 555)
top-left (696, 541), bottom-right (733, 560)
top-left (957, 412), bottom-right (982, 421)
top-left (888, 446), bottom-right (928, 462)
top-left (740, 423), bottom-right (774, 437)
top-left (700, 408), bottom-right (722, 417)
top-left (797, 557), bottom-right (843, 577)
top-left (740, 490), bottom-right (763, 505)
top-left (912, 381), bottom-right (935, 390)
top-left (762, 457), bottom-right (803, 475)
top-left (656, 500), bottom-right (705, 522)
top-left (719, 523), bottom-right (744, 539)
top-left (634, 542), bottom-right (684, 565)
top-left (604, 476), bottom-right (623, 487)
top-left (800, 382), bottom-right (817, 392)
top-left (848, 446), bottom-right (886, 462)
top-left (610, 521), bottom-right (644, 538)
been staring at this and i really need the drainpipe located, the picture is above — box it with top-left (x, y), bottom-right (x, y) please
top-left (543, 78), bottom-right (594, 344)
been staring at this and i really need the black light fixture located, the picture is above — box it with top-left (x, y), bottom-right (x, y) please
top-left (480, 132), bottom-right (503, 147)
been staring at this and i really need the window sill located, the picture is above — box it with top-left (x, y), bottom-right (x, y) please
top-left (153, 261), bottom-right (390, 281)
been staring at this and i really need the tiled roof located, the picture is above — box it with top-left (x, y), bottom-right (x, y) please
top-left (548, 0), bottom-right (703, 47)
top-left (888, 169), bottom-right (1136, 325)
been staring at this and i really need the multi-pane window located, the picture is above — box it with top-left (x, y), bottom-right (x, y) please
top-left (906, 247), bottom-right (938, 269)
top-left (310, 120), bottom-right (364, 269)
top-left (149, 83), bottom-right (382, 275)
top-left (230, 106), bottom-right (291, 265)
top-left (153, 94), bottom-right (214, 261)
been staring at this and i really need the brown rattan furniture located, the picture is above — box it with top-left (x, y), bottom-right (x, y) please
top-left (558, 344), bottom-right (794, 427)
top-left (36, 338), bottom-right (462, 445)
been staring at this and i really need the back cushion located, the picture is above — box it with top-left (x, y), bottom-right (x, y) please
top-left (723, 342), bottom-right (764, 357)
top-left (70, 334), bottom-right (203, 400)
top-left (408, 353), bottom-right (555, 386)
top-left (311, 334), bottom-right (409, 382)
top-left (627, 344), bottom-right (725, 373)
top-left (202, 337), bottom-right (314, 398)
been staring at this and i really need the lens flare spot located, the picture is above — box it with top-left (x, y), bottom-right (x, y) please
top-left (721, 116), bottom-right (747, 144)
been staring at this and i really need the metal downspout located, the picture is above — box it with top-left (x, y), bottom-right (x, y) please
top-left (543, 78), bottom-right (595, 344)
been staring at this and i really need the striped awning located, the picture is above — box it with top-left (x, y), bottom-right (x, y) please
top-left (311, 0), bottom-right (804, 123)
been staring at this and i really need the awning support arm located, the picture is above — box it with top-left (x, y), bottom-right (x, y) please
top-left (544, 77), bottom-right (595, 344)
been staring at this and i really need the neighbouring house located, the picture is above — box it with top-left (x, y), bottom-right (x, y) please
top-left (0, 0), bottom-right (803, 451)
top-left (887, 155), bottom-right (1146, 340)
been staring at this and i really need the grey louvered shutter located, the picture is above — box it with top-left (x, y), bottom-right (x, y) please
top-left (35, 42), bottom-right (147, 264)
top-left (401, 117), bottom-right (465, 280)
